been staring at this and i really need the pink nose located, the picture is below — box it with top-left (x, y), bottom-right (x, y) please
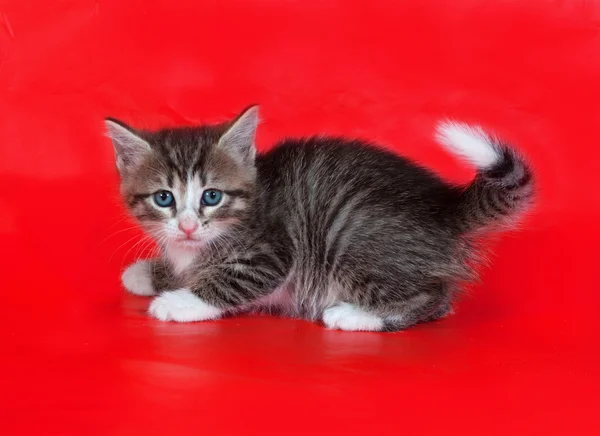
top-left (178, 222), bottom-right (198, 236)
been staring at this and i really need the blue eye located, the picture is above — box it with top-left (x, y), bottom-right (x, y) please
top-left (201, 189), bottom-right (223, 206)
top-left (153, 190), bottom-right (174, 207)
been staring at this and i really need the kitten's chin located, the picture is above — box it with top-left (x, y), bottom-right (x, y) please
top-left (170, 239), bottom-right (207, 251)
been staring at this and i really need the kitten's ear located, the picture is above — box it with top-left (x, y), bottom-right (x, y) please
top-left (104, 118), bottom-right (151, 174)
top-left (217, 105), bottom-right (259, 165)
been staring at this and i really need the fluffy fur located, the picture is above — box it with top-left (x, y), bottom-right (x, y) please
top-left (106, 107), bottom-right (534, 331)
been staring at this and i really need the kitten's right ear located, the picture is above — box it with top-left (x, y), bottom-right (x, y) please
top-left (104, 118), bottom-right (151, 174)
top-left (217, 105), bottom-right (259, 165)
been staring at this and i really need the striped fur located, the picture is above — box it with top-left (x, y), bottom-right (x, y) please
top-left (106, 108), bottom-right (534, 331)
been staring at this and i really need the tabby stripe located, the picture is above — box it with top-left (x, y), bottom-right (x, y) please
top-left (224, 189), bottom-right (252, 199)
top-left (210, 282), bottom-right (245, 306)
top-left (505, 170), bottom-right (532, 190)
top-left (485, 190), bottom-right (505, 215)
top-left (220, 276), bottom-right (256, 302)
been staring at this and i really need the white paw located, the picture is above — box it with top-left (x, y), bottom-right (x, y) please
top-left (322, 303), bottom-right (384, 331)
top-left (122, 260), bottom-right (156, 296)
top-left (148, 289), bottom-right (223, 322)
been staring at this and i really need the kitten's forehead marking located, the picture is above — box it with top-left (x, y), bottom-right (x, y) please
top-left (184, 172), bottom-right (204, 212)
top-left (185, 173), bottom-right (195, 210)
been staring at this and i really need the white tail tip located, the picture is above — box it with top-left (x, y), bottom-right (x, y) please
top-left (435, 121), bottom-right (500, 169)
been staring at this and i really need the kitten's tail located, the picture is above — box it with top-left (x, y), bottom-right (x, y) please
top-left (435, 121), bottom-right (534, 232)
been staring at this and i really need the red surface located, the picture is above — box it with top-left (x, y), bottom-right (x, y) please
top-left (1, 1), bottom-right (599, 435)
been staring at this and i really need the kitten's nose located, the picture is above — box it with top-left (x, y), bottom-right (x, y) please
top-left (178, 221), bottom-right (198, 236)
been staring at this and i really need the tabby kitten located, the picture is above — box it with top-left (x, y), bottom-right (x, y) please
top-left (105, 106), bottom-right (533, 331)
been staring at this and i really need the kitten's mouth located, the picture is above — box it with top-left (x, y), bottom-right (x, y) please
top-left (173, 237), bottom-right (205, 250)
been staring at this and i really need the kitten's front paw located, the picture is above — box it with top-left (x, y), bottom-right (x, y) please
top-left (122, 260), bottom-right (156, 296)
top-left (148, 289), bottom-right (223, 322)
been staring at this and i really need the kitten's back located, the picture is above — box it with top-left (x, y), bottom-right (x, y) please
top-left (257, 136), bottom-right (462, 224)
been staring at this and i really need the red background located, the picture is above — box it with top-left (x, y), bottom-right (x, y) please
top-left (1, 1), bottom-right (599, 434)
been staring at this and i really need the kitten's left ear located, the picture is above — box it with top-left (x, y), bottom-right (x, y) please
top-left (217, 105), bottom-right (259, 165)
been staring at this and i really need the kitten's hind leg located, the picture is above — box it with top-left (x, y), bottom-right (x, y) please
top-left (381, 288), bottom-right (452, 332)
top-left (421, 298), bottom-right (454, 323)
top-left (322, 302), bottom-right (385, 331)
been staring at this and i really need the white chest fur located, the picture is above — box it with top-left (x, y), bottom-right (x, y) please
top-left (164, 245), bottom-right (198, 275)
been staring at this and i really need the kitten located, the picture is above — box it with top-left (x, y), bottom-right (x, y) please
top-left (105, 106), bottom-right (533, 331)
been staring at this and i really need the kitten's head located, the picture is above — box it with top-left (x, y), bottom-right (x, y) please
top-left (105, 106), bottom-right (258, 252)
